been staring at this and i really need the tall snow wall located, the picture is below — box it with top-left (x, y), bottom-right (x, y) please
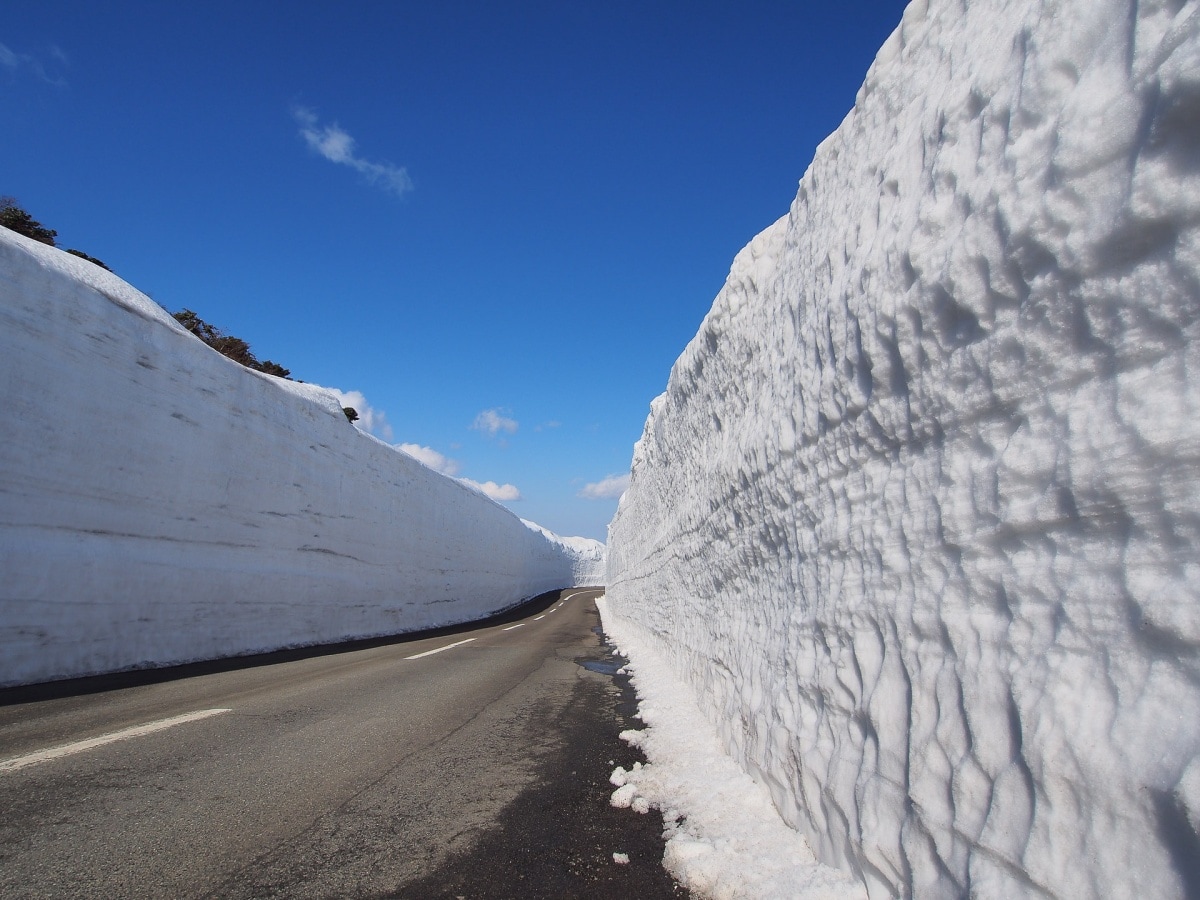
top-left (605, 1), bottom-right (1200, 898)
top-left (0, 229), bottom-right (604, 688)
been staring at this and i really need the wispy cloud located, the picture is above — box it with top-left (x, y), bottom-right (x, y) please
top-left (394, 442), bottom-right (515, 501)
top-left (292, 105), bottom-right (412, 198)
top-left (0, 41), bottom-right (68, 86)
top-left (397, 443), bottom-right (461, 476)
top-left (459, 478), bottom-right (522, 502)
top-left (578, 473), bottom-right (630, 500)
top-left (328, 388), bottom-right (394, 441)
top-left (472, 408), bottom-right (519, 437)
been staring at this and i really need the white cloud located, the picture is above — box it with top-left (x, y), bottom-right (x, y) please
top-left (578, 473), bottom-right (630, 500)
top-left (472, 408), bottom-right (519, 437)
top-left (396, 443), bottom-right (461, 476)
top-left (0, 41), bottom-right (68, 86)
top-left (394, 440), bottom-right (514, 501)
top-left (458, 478), bottom-right (522, 502)
top-left (328, 388), bottom-right (393, 441)
top-left (292, 105), bottom-right (413, 198)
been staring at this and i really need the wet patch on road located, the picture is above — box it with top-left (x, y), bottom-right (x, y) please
top-left (392, 604), bottom-right (687, 900)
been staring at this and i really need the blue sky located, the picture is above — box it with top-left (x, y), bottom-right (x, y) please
top-left (3, 1), bottom-right (907, 541)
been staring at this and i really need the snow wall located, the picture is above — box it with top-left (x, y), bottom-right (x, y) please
top-left (0, 229), bottom-right (605, 688)
top-left (604, 1), bottom-right (1200, 898)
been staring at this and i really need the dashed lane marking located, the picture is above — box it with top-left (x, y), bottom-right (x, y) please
top-left (404, 637), bottom-right (477, 660)
top-left (0, 709), bottom-right (232, 774)
top-left (502, 623), bottom-right (525, 631)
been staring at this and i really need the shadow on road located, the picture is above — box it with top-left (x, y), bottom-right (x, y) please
top-left (390, 601), bottom-right (689, 900)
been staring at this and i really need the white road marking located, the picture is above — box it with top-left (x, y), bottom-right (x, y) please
top-left (405, 637), bottom-right (476, 660)
top-left (419, 589), bottom-right (594, 645)
top-left (547, 609), bottom-right (557, 614)
top-left (0, 708), bottom-right (232, 774)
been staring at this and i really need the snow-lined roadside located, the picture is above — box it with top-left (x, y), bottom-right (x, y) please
top-left (604, 1), bottom-right (1200, 897)
top-left (0, 227), bottom-right (604, 687)
top-left (598, 596), bottom-right (865, 900)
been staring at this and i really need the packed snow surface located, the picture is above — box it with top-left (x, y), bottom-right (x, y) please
top-left (605, 1), bottom-right (1200, 898)
top-left (599, 597), bottom-right (867, 900)
top-left (0, 228), bottom-right (604, 687)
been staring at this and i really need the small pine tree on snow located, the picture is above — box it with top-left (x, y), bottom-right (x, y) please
top-left (172, 309), bottom-right (294, 380)
top-left (65, 248), bottom-right (111, 271)
top-left (0, 198), bottom-right (58, 246)
top-left (1, 199), bottom-right (109, 270)
top-left (257, 360), bottom-right (291, 379)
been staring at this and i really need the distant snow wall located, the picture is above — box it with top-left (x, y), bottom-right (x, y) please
top-left (605, 1), bottom-right (1200, 898)
top-left (0, 229), bottom-right (604, 688)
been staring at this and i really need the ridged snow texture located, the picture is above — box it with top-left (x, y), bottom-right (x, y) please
top-left (0, 229), bottom-right (604, 688)
top-left (606, 1), bottom-right (1200, 897)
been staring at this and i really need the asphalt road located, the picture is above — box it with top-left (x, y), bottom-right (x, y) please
top-left (0, 588), bottom-right (686, 899)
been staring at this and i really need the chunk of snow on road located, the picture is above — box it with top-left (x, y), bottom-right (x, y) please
top-left (613, 852), bottom-right (630, 865)
top-left (609, 783), bottom-right (637, 808)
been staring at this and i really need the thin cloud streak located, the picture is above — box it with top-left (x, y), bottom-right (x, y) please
top-left (0, 41), bottom-right (69, 86)
top-left (292, 105), bottom-right (412, 198)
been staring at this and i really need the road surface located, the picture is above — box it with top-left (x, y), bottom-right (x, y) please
top-left (0, 588), bottom-right (686, 898)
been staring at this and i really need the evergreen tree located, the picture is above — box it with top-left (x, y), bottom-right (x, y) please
top-left (0, 198), bottom-right (58, 246)
top-left (65, 248), bottom-right (111, 271)
top-left (257, 360), bottom-right (291, 379)
top-left (172, 309), bottom-right (293, 380)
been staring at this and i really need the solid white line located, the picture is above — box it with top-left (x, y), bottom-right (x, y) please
top-left (502, 623), bottom-right (525, 632)
top-left (405, 637), bottom-right (477, 660)
top-left (0, 708), bottom-right (232, 774)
